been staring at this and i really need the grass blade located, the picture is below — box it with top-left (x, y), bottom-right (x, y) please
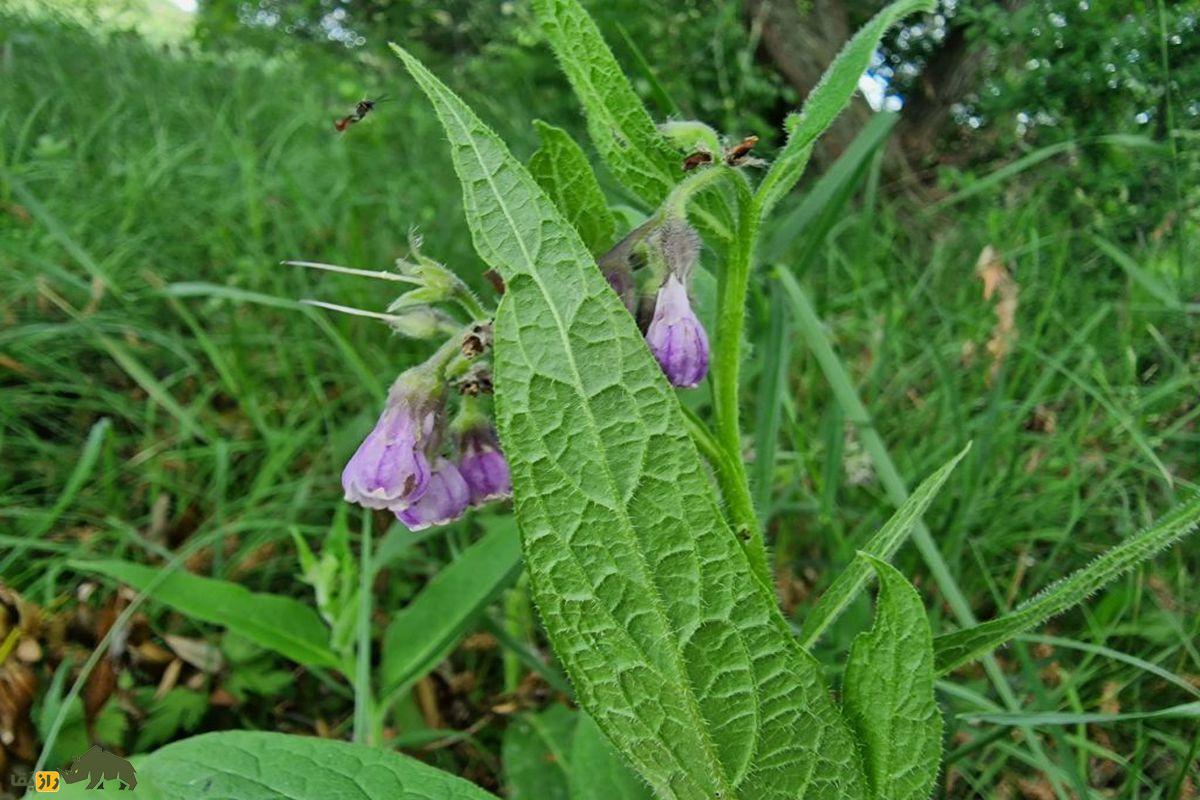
top-left (24, 417), bottom-right (109, 540)
top-left (961, 702), bottom-right (1200, 727)
top-left (1017, 634), bottom-right (1200, 700)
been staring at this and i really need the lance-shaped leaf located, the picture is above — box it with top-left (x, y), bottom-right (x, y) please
top-left (799, 443), bottom-right (970, 648)
top-left (71, 559), bottom-right (342, 670)
top-left (392, 44), bottom-right (867, 800)
top-left (934, 495), bottom-right (1200, 675)
top-left (756, 0), bottom-right (935, 215)
top-left (531, 0), bottom-right (678, 207)
top-left (842, 556), bottom-right (941, 800)
top-left (529, 120), bottom-right (617, 256)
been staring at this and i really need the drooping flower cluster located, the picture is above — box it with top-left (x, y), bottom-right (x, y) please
top-left (341, 347), bottom-right (512, 531)
top-left (295, 237), bottom-right (511, 533)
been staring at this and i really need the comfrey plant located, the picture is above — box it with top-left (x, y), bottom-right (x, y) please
top-left (72, 0), bottom-right (1197, 797)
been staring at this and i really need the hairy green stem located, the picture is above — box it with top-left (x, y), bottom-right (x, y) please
top-left (353, 509), bottom-right (375, 745)
top-left (661, 166), bottom-right (770, 585)
top-left (710, 188), bottom-right (770, 587)
top-left (684, 410), bottom-right (774, 601)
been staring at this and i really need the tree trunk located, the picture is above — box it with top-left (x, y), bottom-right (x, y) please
top-left (744, 0), bottom-right (1015, 176)
top-left (744, 0), bottom-right (874, 168)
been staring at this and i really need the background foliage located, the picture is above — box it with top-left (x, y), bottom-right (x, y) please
top-left (1, 0), bottom-right (1197, 797)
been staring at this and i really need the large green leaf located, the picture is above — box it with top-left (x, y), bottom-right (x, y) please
top-left (756, 0), bottom-right (935, 214)
top-left (570, 713), bottom-right (653, 800)
top-left (57, 731), bottom-right (498, 799)
top-left (799, 444), bottom-right (969, 648)
top-left (842, 557), bottom-right (941, 800)
top-left (381, 518), bottom-right (522, 700)
top-left (71, 559), bottom-right (342, 670)
top-left (529, 120), bottom-right (617, 256)
top-left (392, 44), bottom-right (866, 800)
top-left (531, 0), bottom-right (678, 207)
top-left (503, 705), bottom-right (576, 800)
top-left (934, 495), bottom-right (1200, 675)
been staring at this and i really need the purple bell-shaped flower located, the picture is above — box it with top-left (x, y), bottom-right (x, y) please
top-left (457, 426), bottom-right (512, 506)
top-left (645, 272), bottom-right (709, 388)
top-left (395, 457), bottom-right (471, 531)
top-left (341, 369), bottom-right (442, 510)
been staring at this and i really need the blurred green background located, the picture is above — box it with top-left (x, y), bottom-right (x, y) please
top-left (1, 0), bottom-right (1197, 797)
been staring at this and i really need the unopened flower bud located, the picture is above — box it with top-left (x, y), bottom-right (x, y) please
top-left (395, 457), bottom-right (470, 530)
top-left (457, 426), bottom-right (511, 506)
top-left (645, 273), bottom-right (709, 388)
top-left (387, 306), bottom-right (457, 339)
top-left (341, 368), bottom-right (442, 510)
top-left (658, 120), bottom-right (722, 160)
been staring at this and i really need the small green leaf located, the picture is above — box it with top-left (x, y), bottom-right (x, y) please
top-left (503, 705), bottom-right (576, 800)
top-left (529, 120), bottom-right (617, 256)
top-left (60, 731), bottom-right (498, 799)
top-left (70, 559), bottom-right (342, 670)
top-left (570, 714), bottom-right (652, 800)
top-left (531, 0), bottom-right (678, 206)
top-left (756, 0), bottom-right (934, 214)
top-left (843, 556), bottom-right (941, 800)
top-left (381, 519), bottom-right (522, 700)
top-left (934, 496), bottom-right (1200, 674)
top-left (800, 443), bottom-right (970, 648)
top-left (392, 43), bottom-right (867, 800)
top-left (134, 688), bottom-right (208, 753)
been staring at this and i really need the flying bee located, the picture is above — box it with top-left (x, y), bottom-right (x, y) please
top-left (334, 95), bottom-right (388, 133)
top-left (723, 135), bottom-right (760, 166)
top-left (682, 150), bottom-right (714, 172)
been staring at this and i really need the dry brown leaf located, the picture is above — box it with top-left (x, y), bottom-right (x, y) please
top-left (1039, 661), bottom-right (1062, 687)
top-left (1016, 776), bottom-right (1057, 800)
top-left (415, 676), bottom-right (444, 729)
top-left (1098, 680), bottom-right (1121, 714)
top-left (164, 634), bottom-right (224, 674)
top-left (133, 641), bottom-right (175, 666)
top-left (209, 687), bottom-right (238, 708)
top-left (83, 656), bottom-right (117, 720)
top-left (155, 659), bottom-right (183, 701)
top-left (14, 638), bottom-right (41, 664)
top-left (975, 245), bottom-right (1020, 383)
top-left (460, 632), bottom-right (498, 652)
